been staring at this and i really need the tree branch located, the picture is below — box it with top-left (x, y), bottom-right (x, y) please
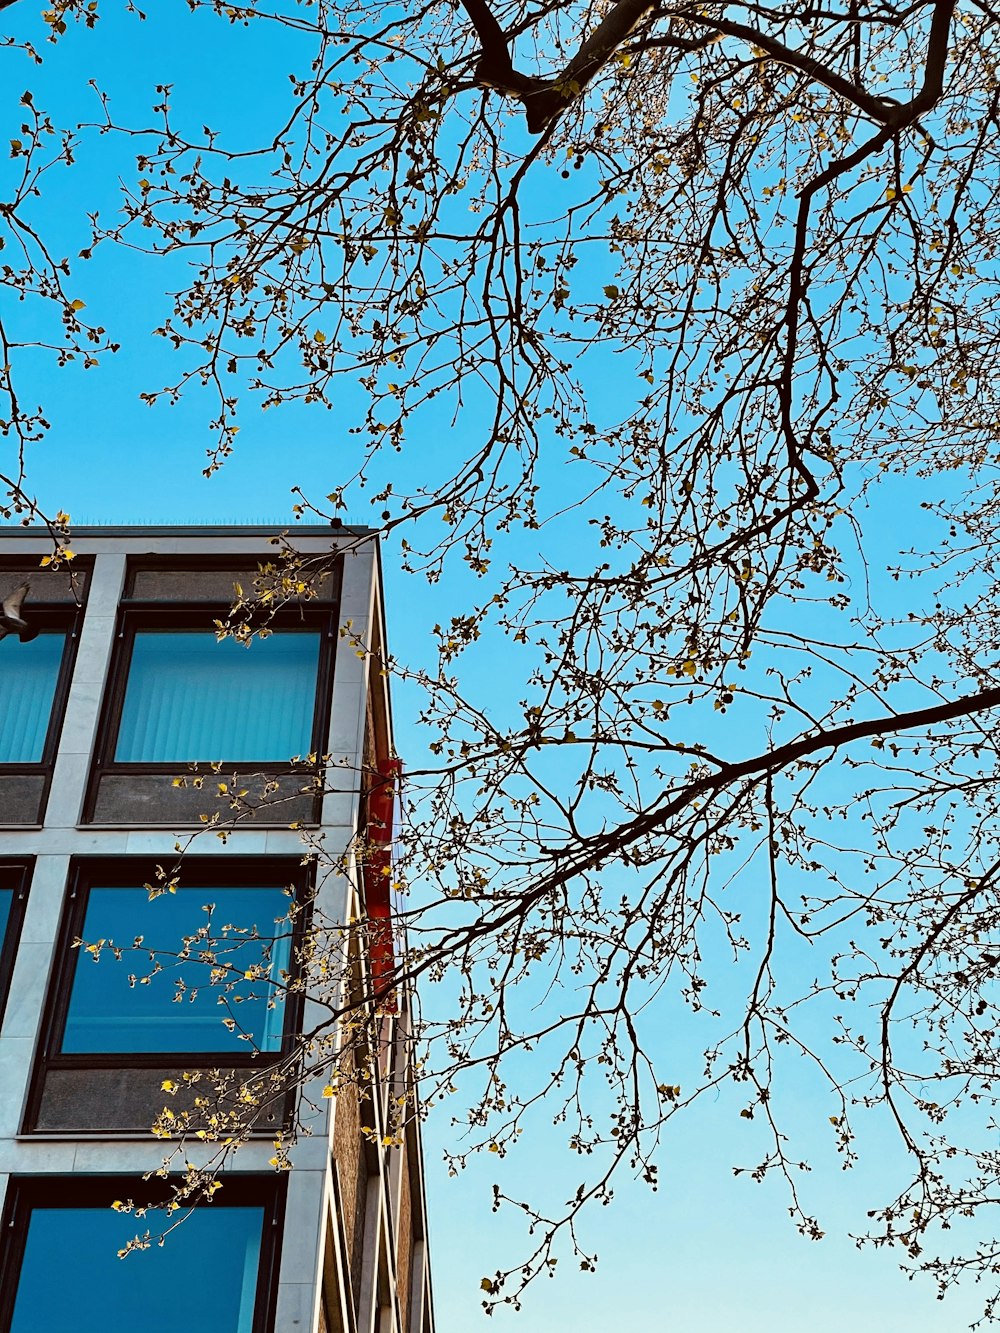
top-left (458, 0), bottom-right (656, 132)
top-left (461, 0), bottom-right (547, 100)
top-left (901, 0), bottom-right (956, 118)
top-left (661, 12), bottom-right (896, 123)
top-left (546, 684), bottom-right (1000, 887)
top-left (524, 0), bottom-right (657, 131)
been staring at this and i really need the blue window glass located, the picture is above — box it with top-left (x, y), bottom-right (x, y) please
top-left (0, 889), bottom-right (10, 948)
top-left (63, 885), bottom-right (292, 1053)
top-left (0, 632), bottom-right (64, 762)
top-left (10, 1202), bottom-right (264, 1333)
top-left (0, 880), bottom-right (24, 1022)
top-left (114, 630), bottom-right (321, 763)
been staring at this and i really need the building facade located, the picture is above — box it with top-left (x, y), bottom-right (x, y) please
top-left (0, 526), bottom-right (433, 1333)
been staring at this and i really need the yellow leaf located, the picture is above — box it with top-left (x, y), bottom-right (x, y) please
top-left (70, 299), bottom-right (86, 312)
top-left (39, 555), bottom-right (52, 568)
top-left (161, 1079), bottom-right (176, 1093)
top-left (481, 1278), bottom-right (495, 1293)
top-left (322, 1085), bottom-right (335, 1098)
top-left (313, 330), bottom-right (326, 344)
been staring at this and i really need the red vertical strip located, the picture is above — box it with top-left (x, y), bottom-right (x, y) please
top-left (364, 757), bottom-right (401, 1012)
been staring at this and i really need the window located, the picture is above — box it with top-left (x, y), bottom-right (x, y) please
top-left (25, 858), bottom-right (307, 1133)
top-left (0, 861), bottom-right (31, 1025)
top-left (0, 1176), bottom-right (283, 1333)
top-left (0, 564), bottom-right (87, 824)
top-left (115, 629), bottom-right (321, 763)
top-left (86, 559), bottom-right (339, 824)
top-left (63, 882), bottom-right (293, 1054)
top-left (0, 633), bottom-right (66, 763)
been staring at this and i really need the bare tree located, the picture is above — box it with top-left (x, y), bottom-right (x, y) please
top-left (6, 0), bottom-right (1000, 1318)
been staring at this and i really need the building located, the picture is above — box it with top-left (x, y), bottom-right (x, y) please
top-left (0, 526), bottom-right (434, 1333)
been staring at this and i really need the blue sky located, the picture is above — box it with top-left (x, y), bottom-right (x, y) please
top-left (0, 3), bottom-right (992, 1327)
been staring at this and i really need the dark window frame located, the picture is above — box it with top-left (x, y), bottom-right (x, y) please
top-left (97, 606), bottom-right (337, 771)
top-left (0, 608), bottom-right (81, 765)
top-left (0, 566), bottom-right (89, 822)
top-left (38, 857), bottom-right (310, 1067)
top-left (0, 1173), bottom-right (285, 1333)
top-left (84, 558), bottom-right (341, 825)
top-left (0, 860), bottom-right (32, 1025)
top-left (23, 857), bottom-right (311, 1134)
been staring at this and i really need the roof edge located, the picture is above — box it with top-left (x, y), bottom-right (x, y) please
top-left (0, 524), bottom-right (378, 538)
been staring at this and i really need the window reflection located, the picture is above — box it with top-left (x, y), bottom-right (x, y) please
top-left (0, 633), bottom-right (65, 763)
top-left (63, 886), bottom-right (292, 1054)
top-left (10, 1202), bottom-right (264, 1333)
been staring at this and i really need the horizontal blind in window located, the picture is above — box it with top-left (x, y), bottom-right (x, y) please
top-left (0, 632), bottom-right (64, 763)
top-left (115, 630), bottom-right (321, 763)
